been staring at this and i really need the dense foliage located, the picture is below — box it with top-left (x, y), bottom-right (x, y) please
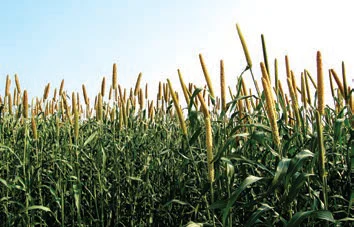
top-left (0, 26), bottom-right (353, 226)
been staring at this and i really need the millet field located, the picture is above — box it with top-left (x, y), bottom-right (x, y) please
top-left (0, 24), bottom-right (353, 226)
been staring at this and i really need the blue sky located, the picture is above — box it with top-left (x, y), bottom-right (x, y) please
top-left (1, 0), bottom-right (353, 104)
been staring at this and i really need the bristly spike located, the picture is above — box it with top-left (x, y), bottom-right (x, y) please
top-left (134, 72), bottom-right (142, 96)
top-left (112, 63), bottom-right (117, 90)
top-left (236, 23), bottom-right (252, 68)
top-left (23, 90), bottom-right (28, 119)
top-left (167, 79), bottom-right (188, 136)
top-left (317, 51), bottom-right (324, 115)
top-left (220, 60), bottom-right (226, 112)
top-left (59, 79), bottom-right (65, 96)
top-left (199, 53), bottom-right (215, 99)
top-left (101, 77), bottom-right (106, 97)
top-left (15, 74), bottom-right (21, 94)
top-left (261, 34), bottom-right (270, 77)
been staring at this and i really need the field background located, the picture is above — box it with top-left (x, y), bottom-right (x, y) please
top-left (0, 0), bottom-right (354, 226)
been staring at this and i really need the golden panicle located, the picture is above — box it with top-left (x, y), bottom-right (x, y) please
top-left (134, 72), bottom-right (142, 96)
top-left (118, 103), bottom-right (123, 130)
top-left (205, 116), bottom-right (215, 182)
top-left (101, 77), bottom-right (106, 97)
top-left (0, 95), bottom-right (2, 105)
top-left (97, 93), bottom-right (103, 122)
top-left (118, 84), bottom-right (123, 101)
top-left (123, 88), bottom-right (127, 103)
top-left (16, 93), bottom-right (21, 106)
top-left (304, 70), bottom-right (312, 105)
top-left (53, 88), bottom-right (57, 101)
top-left (261, 34), bottom-right (270, 77)
top-left (342, 61), bottom-right (348, 101)
top-left (290, 71), bottom-right (298, 101)
top-left (145, 83), bottom-right (148, 100)
top-left (195, 87), bottom-right (214, 182)
top-left (301, 72), bottom-right (307, 110)
top-left (274, 59), bottom-right (279, 92)
top-left (236, 23), bottom-right (252, 68)
top-left (274, 59), bottom-right (279, 93)
top-left (199, 53), bottom-right (215, 98)
top-left (62, 92), bottom-right (72, 123)
top-left (15, 74), bottom-right (21, 94)
top-left (260, 62), bottom-right (281, 151)
top-left (287, 73), bottom-right (298, 106)
top-left (13, 88), bottom-right (18, 106)
top-left (115, 85), bottom-right (119, 101)
top-left (285, 55), bottom-right (291, 79)
top-left (329, 69), bottom-right (345, 98)
top-left (5, 75), bottom-right (11, 97)
top-left (44, 102), bottom-right (49, 117)
top-left (158, 81), bottom-right (162, 101)
top-left (8, 93), bottom-right (12, 115)
top-left (328, 69), bottom-right (335, 98)
top-left (82, 84), bottom-right (89, 106)
top-left (85, 101), bottom-right (90, 119)
top-left (110, 106), bottom-right (115, 121)
top-left (220, 60), bottom-right (226, 111)
top-left (72, 92), bottom-right (76, 114)
top-left (163, 82), bottom-right (168, 102)
top-left (139, 88), bottom-right (144, 110)
top-left (166, 83), bottom-right (171, 102)
top-left (31, 116), bottom-right (38, 140)
top-left (44, 83), bottom-right (50, 100)
top-left (51, 100), bottom-right (55, 115)
top-left (317, 51), bottom-right (324, 115)
top-left (105, 104), bottom-right (110, 121)
top-left (150, 101), bottom-right (155, 120)
top-left (196, 88), bottom-right (210, 118)
top-left (112, 63), bottom-right (117, 90)
top-left (167, 79), bottom-right (188, 136)
top-left (23, 90), bottom-right (28, 119)
top-left (178, 69), bottom-right (190, 106)
top-left (109, 85), bottom-right (113, 100)
top-left (59, 79), bottom-right (64, 96)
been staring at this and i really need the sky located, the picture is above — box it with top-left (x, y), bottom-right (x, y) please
top-left (0, 0), bottom-right (353, 105)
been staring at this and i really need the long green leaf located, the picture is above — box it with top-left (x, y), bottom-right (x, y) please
top-left (287, 210), bottom-right (335, 227)
top-left (222, 175), bottom-right (263, 225)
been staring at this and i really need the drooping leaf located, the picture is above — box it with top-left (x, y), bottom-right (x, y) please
top-left (222, 175), bottom-right (263, 225)
top-left (245, 203), bottom-right (273, 227)
top-left (287, 210), bottom-right (335, 227)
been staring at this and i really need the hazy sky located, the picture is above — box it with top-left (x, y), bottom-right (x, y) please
top-left (0, 0), bottom-right (353, 104)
